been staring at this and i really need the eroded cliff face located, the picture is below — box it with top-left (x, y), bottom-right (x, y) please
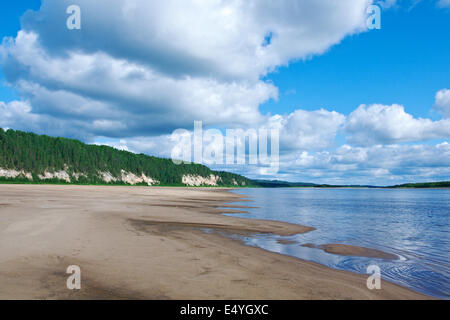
top-left (38, 171), bottom-right (71, 183)
top-left (0, 167), bottom-right (249, 187)
top-left (119, 170), bottom-right (159, 186)
top-left (0, 167), bottom-right (159, 186)
top-left (182, 174), bottom-right (221, 186)
top-left (0, 168), bottom-right (33, 180)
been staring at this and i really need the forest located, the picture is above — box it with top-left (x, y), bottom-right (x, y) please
top-left (0, 128), bottom-right (255, 187)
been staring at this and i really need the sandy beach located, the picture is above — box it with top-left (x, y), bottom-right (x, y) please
top-left (0, 184), bottom-right (430, 299)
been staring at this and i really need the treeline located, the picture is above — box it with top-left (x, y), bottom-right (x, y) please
top-left (253, 179), bottom-right (379, 188)
top-left (0, 128), bottom-right (254, 187)
top-left (253, 180), bottom-right (317, 188)
top-left (388, 181), bottom-right (450, 188)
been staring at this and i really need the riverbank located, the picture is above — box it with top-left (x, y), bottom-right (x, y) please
top-left (0, 185), bottom-right (429, 299)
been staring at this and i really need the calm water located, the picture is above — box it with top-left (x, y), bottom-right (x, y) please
top-left (222, 188), bottom-right (449, 299)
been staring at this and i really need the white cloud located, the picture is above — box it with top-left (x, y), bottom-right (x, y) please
top-left (0, 100), bottom-right (33, 127)
top-left (20, 0), bottom-right (372, 81)
top-left (437, 0), bottom-right (450, 8)
top-left (0, 99), bottom-right (120, 140)
top-left (1, 0), bottom-right (373, 141)
top-left (103, 108), bottom-right (345, 159)
top-left (345, 104), bottom-right (450, 146)
top-left (376, 0), bottom-right (398, 9)
top-left (248, 142), bottom-right (450, 185)
top-left (267, 109), bottom-right (345, 151)
top-left (1, 31), bottom-right (277, 138)
top-left (435, 89), bottom-right (450, 118)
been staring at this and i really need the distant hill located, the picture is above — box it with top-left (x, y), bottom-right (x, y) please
top-left (252, 180), bottom-right (317, 188)
top-left (388, 181), bottom-right (450, 188)
top-left (253, 179), bottom-right (378, 188)
top-left (258, 179), bottom-right (450, 189)
top-left (0, 128), bottom-right (254, 187)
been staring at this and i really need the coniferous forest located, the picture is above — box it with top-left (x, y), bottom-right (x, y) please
top-left (0, 128), bottom-right (254, 187)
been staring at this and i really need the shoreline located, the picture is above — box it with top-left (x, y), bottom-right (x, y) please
top-left (0, 184), bottom-right (431, 299)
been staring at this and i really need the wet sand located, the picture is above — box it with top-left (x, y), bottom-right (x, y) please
top-left (301, 243), bottom-right (398, 260)
top-left (0, 184), bottom-right (430, 299)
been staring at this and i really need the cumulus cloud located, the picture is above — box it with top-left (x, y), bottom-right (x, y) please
top-left (20, 0), bottom-right (372, 80)
top-left (1, 31), bottom-right (277, 138)
top-left (435, 89), bottom-right (450, 118)
top-left (244, 142), bottom-right (450, 185)
top-left (0, 100), bottom-right (35, 129)
top-left (267, 109), bottom-right (345, 151)
top-left (0, 99), bottom-right (124, 140)
top-left (0, 0), bottom-right (374, 142)
top-left (104, 108), bottom-right (345, 161)
top-left (345, 104), bottom-right (450, 146)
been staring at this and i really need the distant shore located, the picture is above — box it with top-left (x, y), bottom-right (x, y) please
top-left (0, 184), bottom-right (430, 299)
top-left (2, 177), bottom-right (449, 190)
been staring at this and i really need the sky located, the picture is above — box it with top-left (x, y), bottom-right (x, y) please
top-left (0, 0), bottom-right (449, 185)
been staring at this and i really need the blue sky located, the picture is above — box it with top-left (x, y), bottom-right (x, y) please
top-left (0, 1), bottom-right (40, 38)
top-left (0, 0), bottom-right (40, 102)
top-left (261, 2), bottom-right (450, 119)
top-left (0, 0), bottom-right (449, 185)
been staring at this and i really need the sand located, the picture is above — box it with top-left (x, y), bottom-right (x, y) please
top-left (0, 184), bottom-right (430, 299)
top-left (301, 243), bottom-right (398, 260)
